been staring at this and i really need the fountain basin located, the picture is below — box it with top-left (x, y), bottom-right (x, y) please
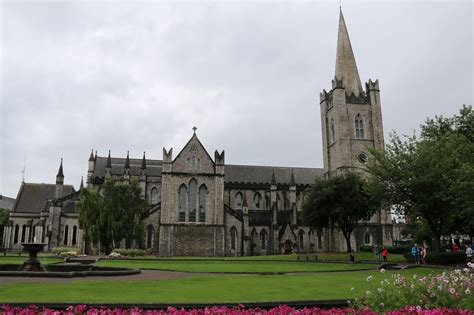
top-left (0, 263), bottom-right (141, 278)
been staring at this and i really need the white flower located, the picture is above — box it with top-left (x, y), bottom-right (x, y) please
top-left (350, 287), bottom-right (355, 291)
top-left (366, 290), bottom-right (371, 295)
top-left (449, 287), bottom-right (456, 294)
top-left (380, 268), bottom-right (386, 273)
top-left (465, 288), bottom-right (471, 295)
top-left (377, 287), bottom-right (384, 293)
top-left (379, 303), bottom-right (385, 308)
top-left (367, 276), bottom-right (373, 282)
top-left (411, 284), bottom-right (415, 289)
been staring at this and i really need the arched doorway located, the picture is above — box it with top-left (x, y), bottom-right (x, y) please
top-left (283, 240), bottom-right (293, 254)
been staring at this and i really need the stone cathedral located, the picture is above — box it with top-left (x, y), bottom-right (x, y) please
top-left (2, 10), bottom-right (397, 256)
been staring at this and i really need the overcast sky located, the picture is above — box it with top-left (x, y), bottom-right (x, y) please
top-left (1, 0), bottom-right (472, 198)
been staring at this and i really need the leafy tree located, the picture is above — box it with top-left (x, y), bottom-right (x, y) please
top-left (302, 172), bottom-right (380, 252)
top-left (367, 105), bottom-right (474, 251)
top-left (77, 180), bottom-right (149, 254)
top-left (0, 208), bottom-right (10, 247)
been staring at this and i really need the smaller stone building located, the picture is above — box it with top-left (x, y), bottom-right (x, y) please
top-left (2, 160), bottom-right (84, 251)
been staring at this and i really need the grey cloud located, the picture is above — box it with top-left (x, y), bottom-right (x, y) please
top-left (1, 1), bottom-right (472, 198)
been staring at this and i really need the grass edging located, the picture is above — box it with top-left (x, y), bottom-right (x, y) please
top-left (1, 299), bottom-right (352, 310)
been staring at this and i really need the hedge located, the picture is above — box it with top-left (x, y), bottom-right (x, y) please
top-left (403, 252), bottom-right (466, 264)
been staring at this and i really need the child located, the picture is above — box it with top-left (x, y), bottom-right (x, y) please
top-left (382, 246), bottom-right (388, 262)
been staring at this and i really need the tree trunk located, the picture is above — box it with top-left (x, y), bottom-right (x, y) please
top-left (343, 231), bottom-right (352, 252)
top-left (432, 233), bottom-right (441, 252)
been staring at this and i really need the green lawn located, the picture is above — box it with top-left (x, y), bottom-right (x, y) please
top-left (0, 268), bottom-right (438, 303)
top-left (0, 256), bottom-right (62, 265)
top-left (95, 259), bottom-right (375, 273)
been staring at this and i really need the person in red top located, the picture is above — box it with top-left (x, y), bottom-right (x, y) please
top-left (382, 246), bottom-right (388, 262)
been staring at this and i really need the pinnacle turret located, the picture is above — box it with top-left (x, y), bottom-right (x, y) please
top-left (106, 150), bottom-right (112, 169)
top-left (335, 8), bottom-right (363, 97)
top-left (141, 152), bottom-right (147, 170)
top-left (124, 151), bottom-right (130, 170)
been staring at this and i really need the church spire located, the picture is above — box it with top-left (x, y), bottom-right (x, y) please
top-left (335, 8), bottom-right (363, 97)
top-left (56, 158), bottom-right (64, 185)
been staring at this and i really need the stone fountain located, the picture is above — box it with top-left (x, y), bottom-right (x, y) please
top-left (0, 243), bottom-right (140, 278)
top-left (20, 242), bottom-right (47, 271)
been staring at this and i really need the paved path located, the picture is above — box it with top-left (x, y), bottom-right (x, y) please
top-left (0, 269), bottom-right (208, 284)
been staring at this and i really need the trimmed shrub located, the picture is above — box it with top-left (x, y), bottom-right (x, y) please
top-left (48, 247), bottom-right (80, 256)
top-left (403, 252), bottom-right (466, 264)
top-left (360, 245), bottom-right (411, 254)
top-left (111, 249), bottom-right (147, 257)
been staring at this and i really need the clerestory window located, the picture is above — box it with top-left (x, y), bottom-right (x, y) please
top-left (355, 114), bottom-right (364, 139)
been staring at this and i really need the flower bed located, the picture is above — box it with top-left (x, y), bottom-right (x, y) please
top-left (352, 264), bottom-right (473, 311)
top-left (1, 304), bottom-right (473, 315)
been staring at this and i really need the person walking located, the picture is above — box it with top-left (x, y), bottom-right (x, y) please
top-left (373, 244), bottom-right (381, 264)
top-left (382, 246), bottom-right (388, 262)
top-left (421, 243), bottom-right (427, 265)
top-left (466, 244), bottom-right (473, 263)
top-left (411, 243), bottom-right (420, 265)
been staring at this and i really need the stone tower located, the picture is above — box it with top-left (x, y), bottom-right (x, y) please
top-left (320, 9), bottom-right (384, 177)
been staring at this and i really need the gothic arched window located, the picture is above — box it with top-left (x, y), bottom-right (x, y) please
top-left (364, 232), bottom-right (372, 245)
top-left (235, 192), bottom-right (243, 209)
top-left (146, 224), bottom-right (154, 248)
top-left (330, 118), bottom-right (335, 143)
top-left (64, 225), bottom-right (69, 245)
top-left (199, 184), bottom-right (207, 222)
top-left (150, 187), bottom-right (159, 205)
top-left (21, 224), bottom-right (26, 243)
top-left (188, 179), bottom-right (197, 222)
top-left (178, 184), bottom-right (187, 222)
top-left (72, 226), bottom-right (77, 246)
top-left (260, 229), bottom-right (267, 249)
top-left (254, 193), bottom-right (262, 209)
top-left (14, 224), bottom-right (19, 244)
top-left (230, 226), bottom-right (238, 250)
top-left (276, 193), bottom-right (282, 210)
top-left (298, 230), bottom-right (304, 251)
top-left (355, 114), bottom-right (364, 139)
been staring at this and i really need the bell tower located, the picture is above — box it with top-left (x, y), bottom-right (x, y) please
top-left (319, 9), bottom-right (384, 177)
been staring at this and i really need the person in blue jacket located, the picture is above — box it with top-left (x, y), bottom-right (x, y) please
top-left (411, 243), bottom-right (420, 265)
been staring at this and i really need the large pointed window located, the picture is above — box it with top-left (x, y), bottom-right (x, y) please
top-left (260, 229), bottom-right (267, 249)
top-left (188, 179), bottom-right (197, 222)
top-left (355, 114), bottom-right (364, 139)
top-left (230, 226), bottom-right (238, 250)
top-left (199, 184), bottom-right (207, 222)
top-left (178, 184), bottom-right (187, 222)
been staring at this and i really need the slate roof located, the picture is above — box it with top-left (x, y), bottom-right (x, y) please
top-left (224, 165), bottom-right (323, 186)
top-left (94, 156), bottom-right (163, 178)
top-left (13, 183), bottom-right (75, 213)
top-left (0, 195), bottom-right (15, 210)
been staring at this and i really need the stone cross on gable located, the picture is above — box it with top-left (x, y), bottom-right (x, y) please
top-left (192, 126), bottom-right (197, 134)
